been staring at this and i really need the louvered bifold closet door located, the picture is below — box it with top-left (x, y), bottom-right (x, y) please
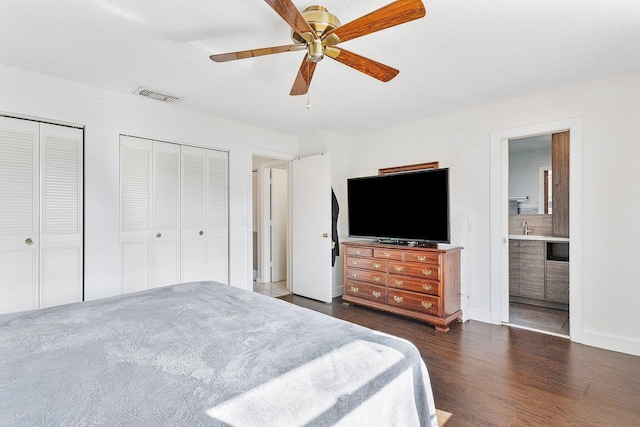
top-left (0, 117), bottom-right (39, 313)
top-left (205, 149), bottom-right (228, 284)
top-left (120, 138), bottom-right (228, 292)
top-left (180, 146), bottom-right (207, 283)
top-left (180, 146), bottom-right (228, 284)
top-left (120, 136), bottom-right (153, 293)
top-left (39, 123), bottom-right (83, 308)
top-left (152, 141), bottom-right (181, 287)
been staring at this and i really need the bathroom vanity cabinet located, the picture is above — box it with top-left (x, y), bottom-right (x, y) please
top-left (509, 240), bottom-right (545, 300)
top-left (509, 238), bottom-right (569, 308)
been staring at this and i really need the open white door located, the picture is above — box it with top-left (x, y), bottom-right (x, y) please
top-left (270, 168), bottom-right (288, 282)
top-left (291, 154), bottom-right (332, 303)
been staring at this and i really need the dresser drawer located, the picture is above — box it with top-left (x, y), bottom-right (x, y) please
top-left (388, 261), bottom-right (440, 280)
top-left (346, 256), bottom-right (386, 272)
top-left (404, 250), bottom-right (440, 264)
top-left (387, 289), bottom-right (440, 316)
top-left (373, 248), bottom-right (403, 260)
top-left (346, 246), bottom-right (373, 257)
top-left (388, 275), bottom-right (441, 296)
top-left (346, 268), bottom-right (386, 285)
top-left (345, 280), bottom-right (386, 303)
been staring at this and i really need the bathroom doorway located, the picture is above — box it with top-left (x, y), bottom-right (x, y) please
top-left (490, 117), bottom-right (582, 342)
top-left (507, 133), bottom-right (569, 337)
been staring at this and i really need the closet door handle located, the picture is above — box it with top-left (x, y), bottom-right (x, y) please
top-left (25, 238), bottom-right (34, 245)
top-left (156, 233), bottom-right (162, 238)
top-left (199, 230), bottom-right (204, 236)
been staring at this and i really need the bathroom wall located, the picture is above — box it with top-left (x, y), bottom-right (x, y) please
top-left (509, 214), bottom-right (552, 236)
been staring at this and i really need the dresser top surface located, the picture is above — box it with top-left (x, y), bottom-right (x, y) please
top-left (343, 240), bottom-right (463, 253)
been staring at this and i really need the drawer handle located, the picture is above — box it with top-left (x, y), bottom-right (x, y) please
top-left (384, 252), bottom-right (391, 258)
top-left (350, 286), bottom-right (359, 293)
top-left (351, 272), bottom-right (358, 279)
top-left (417, 256), bottom-right (427, 262)
top-left (394, 280), bottom-right (404, 287)
top-left (372, 291), bottom-right (381, 298)
top-left (373, 263), bottom-right (381, 269)
top-left (394, 266), bottom-right (404, 272)
top-left (421, 301), bottom-right (433, 310)
top-left (393, 296), bottom-right (403, 303)
top-left (351, 260), bottom-right (358, 265)
top-left (373, 276), bottom-right (381, 282)
top-left (422, 269), bottom-right (432, 277)
top-left (355, 250), bottom-right (362, 255)
top-left (422, 284), bottom-right (432, 292)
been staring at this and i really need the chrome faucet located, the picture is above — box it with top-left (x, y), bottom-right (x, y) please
top-left (523, 221), bottom-right (533, 235)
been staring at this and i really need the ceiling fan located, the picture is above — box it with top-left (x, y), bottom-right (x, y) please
top-left (210, 0), bottom-right (426, 96)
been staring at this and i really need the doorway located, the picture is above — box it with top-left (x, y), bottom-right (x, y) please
top-left (507, 134), bottom-right (569, 336)
top-left (252, 155), bottom-right (290, 298)
top-left (489, 117), bottom-right (583, 343)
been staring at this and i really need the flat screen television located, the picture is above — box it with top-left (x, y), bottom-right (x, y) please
top-left (347, 168), bottom-right (450, 245)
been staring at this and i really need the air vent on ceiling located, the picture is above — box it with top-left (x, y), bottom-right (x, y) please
top-left (134, 87), bottom-right (182, 103)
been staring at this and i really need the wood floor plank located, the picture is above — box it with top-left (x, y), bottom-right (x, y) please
top-left (280, 294), bottom-right (640, 426)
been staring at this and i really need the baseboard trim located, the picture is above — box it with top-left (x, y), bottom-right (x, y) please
top-left (582, 329), bottom-right (640, 357)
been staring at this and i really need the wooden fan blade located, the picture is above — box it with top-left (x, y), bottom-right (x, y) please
top-left (264, 0), bottom-right (317, 42)
top-left (290, 57), bottom-right (317, 96)
top-left (210, 44), bottom-right (303, 62)
top-left (325, 47), bottom-right (399, 82)
top-left (322, 0), bottom-right (426, 45)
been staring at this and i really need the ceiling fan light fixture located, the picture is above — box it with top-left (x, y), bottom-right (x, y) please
top-left (307, 39), bottom-right (325, 62)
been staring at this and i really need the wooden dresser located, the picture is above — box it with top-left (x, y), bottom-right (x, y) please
top-left (342, 241), bottom-right (463, 332)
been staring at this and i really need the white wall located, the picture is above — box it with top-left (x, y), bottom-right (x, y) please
top-left (345, 71), bottom-right (640, 355)
top-left (0, 64), bottom-right (298, 300)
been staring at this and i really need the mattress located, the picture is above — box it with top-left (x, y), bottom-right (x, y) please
top-left (0, 281), bottom-right (438, 426)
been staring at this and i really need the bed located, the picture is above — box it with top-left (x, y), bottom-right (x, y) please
top-left (0, 281), bottom-right (438, 426)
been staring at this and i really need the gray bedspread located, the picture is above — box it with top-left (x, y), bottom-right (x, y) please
top-left (0, 281), bottom-right (437, 426)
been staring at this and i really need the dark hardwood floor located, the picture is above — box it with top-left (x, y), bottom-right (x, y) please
top-left (280, 294), bottom-right (640, 426)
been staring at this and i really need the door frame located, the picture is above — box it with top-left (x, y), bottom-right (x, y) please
top-left (490, 117), bottom-right (583, 343)
top-left (249, 149), bottom-right (295, 290)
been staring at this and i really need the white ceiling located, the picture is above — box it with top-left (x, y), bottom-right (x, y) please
top-left (2, 0), bottom-right (640, 136)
